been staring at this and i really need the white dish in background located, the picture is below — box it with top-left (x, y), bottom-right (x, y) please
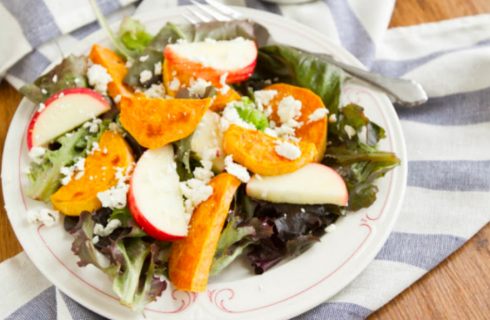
top-left (1, 6), bottom-right (407, 320)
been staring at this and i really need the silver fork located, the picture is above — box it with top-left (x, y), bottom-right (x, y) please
top-left (183, 0), bottom-right (428, 107)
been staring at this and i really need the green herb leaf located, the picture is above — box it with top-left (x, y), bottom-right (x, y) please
top-left (119, 16), bottom-right (153, 54)
top-left (19, 55), bottom-right (88, 104)
top-left (233, 97), bottom-right (269, 131)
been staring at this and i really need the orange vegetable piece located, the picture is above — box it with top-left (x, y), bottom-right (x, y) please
top-left (163, 59), bottom-right (240, 112)
top-left (89, 44), bottom-right (134, 107)
top-left (51, 131), bottom-right (134, 216)
top-left (223, 125), bottom-right (318, 176)
top-left (168, 173), bottom-right (241, 292)
top-left (120, 93), bottom-right (211, 149)
top-left (264, 83), bottom-right (328, 162)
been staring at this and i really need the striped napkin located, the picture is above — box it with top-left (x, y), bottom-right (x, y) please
top-left (1, 0), bottom-right (490, 319)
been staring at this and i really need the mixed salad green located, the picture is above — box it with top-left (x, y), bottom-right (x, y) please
top-left (21, 14), bottom-right (400, 313)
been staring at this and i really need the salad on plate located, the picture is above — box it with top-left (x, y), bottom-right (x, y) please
top-left (20, 13), bottom-right (400, 313)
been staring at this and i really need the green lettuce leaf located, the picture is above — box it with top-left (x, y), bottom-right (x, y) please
top-left (19, 55), bottom-right (88, 104)
top-left (323, 104), bottom-right (400, 210)
top-left (233, 97), bottom-right (269, 131)
top-left (254, 45), bottom-right (346, 114)
top-left (70, 211), bottom-right (167, 313)
top-left (89, 0), bottom-right (139, 61)
top-left (210, 190), bottom-right (273, 276)
top-left (26, 120), bottom-right (110, 202)
top-left (173, 134), bottom-right (194, 182)
top-left (124, 20), bottom-right (256, 87)
top-left (119, 16), bottom-right (153, 54)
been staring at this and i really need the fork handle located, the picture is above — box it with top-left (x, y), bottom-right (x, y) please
top-left (303, 51), bottom-right (428, 107)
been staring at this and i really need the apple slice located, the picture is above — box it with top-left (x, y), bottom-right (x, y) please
top-left (246, 163), bottom-right (348, 206)
top-left (190, 110), bottom-right (226, 172)
top-left (164, 38), bottom-right (257, 84)
top-left (128, 145), bottom-right (188, 241)
top-left (27, 88), bottom-right (111, 150)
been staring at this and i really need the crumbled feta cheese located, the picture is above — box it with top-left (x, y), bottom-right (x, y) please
top-left (180, 153), bottom-right (216, 217)
top-left (168, 77), bottom-right (180, 91)
top-left (344, 125), bottom-right (356, 139)
top-left (52, 75), bottom-right (58, 83)
top-left (180, 179), bottom-right (214, 219)
top-left (87, 64), bottom-right (113, 93)
top-left (22, 166), bottom-right (31, 174)
top-left (59, 92), bottom-right (64, 98)
top-left (325, 224), bottom-right (336, 233)
top-left (274, 140), bottom-right (301, 160)
top-left (144, 84), bottom-right (166, 99)
top-left (139, 55), bottom-right (149, 62)
top-left (82, 118), bottom-right (102, 133)
top-left (224, 155), bottom-right (250, 183)
top-left (219, 73), bottom-right (230, 95)
top-left (60, 156), bottom-right (86, 185)
top-left (154, 61), bottom-right (162, 75)
top-left (93, 219), bottom-right (122, 237)
top-left (205, 38), bottom-right (217, 43)
top-left (188, 78), bottom-right (212, 96)
top-left (38, 103), bottom-right (46, 112)
top-left (41, 88), bottom-right (47, 94)
top-left (329, 114), bottom-right (337, 123)
top-left (254, 90), bottom-right (277, 111)
top-left (87, 142), bottom-right (100, 155)
top-left (97, 165), bottom-right (133, 209)
top-left (176, 38), bottom-right (188, 44)
top-left (264, 128), bottom-right (278, 137)
top-left (65, 132), bottom-right (73, 137)
top-left (308, 108), bottom-right (328, 123)
top-left (97, 184), bottom-right (129, 209)
top-left (92, 236), bottom-right (100, 244)
top-left (140, 70), bottom-right (152, 83)
top-left (172, 70), bottom-right (177, 76)
top-left (27, 208), bottom-right (60, 227)
top-left (301, 208), bottom-right (305, 212)
top-left (28, 147), bottom-right (46, 164)
top-left (103, 147), bottom-right (108, 154)
top-left (219, 103), bottom-right (256, 132)
top-left (114, 94), bottom-right (121, 104)
top-left (125, 60), bottom-right (133, 69)
top-left (277, 96), bottom-right (302, 127)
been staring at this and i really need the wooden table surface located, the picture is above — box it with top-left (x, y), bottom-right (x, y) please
top-left (1, 0), bottom-right (490, 318)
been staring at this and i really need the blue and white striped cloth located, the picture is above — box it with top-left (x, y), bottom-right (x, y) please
top-left (1, 0), bottom-right (490, 319)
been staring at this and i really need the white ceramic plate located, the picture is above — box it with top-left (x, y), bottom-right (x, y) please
top-left (2, 7), bottom-right (407, 320)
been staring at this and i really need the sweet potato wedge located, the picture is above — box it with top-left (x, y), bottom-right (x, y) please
top-left (120, 93), bottom-right (211, 149)
top-left (264, 83), bottom-right (328, 161)
top-left (163, 59), bottom-right (240, 112)
top-left (89, 44), bottom-right (134, 106)
top-left (168, 173), bottom-right (241, 292)
top-left (223, 125), bottom-right (318, 176)
top-left (51, 131), bottom-right (134, 216)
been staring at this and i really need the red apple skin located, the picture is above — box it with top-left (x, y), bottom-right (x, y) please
top-left (127, 175), bottom-right (186, 242)
top-left (163, 43), bottom-right (257, 84)
top-left (27, 88), bottom-right (110, 150)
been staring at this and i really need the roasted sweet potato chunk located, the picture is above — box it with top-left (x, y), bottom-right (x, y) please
top-left (88, 45), bottom-right (134, 107)
top-left (163, 59), bottom-right (240, 112)
top-left (51, 131), bottom-right (134, 216)
top-left (169, 173), bottom-right (241, 292)
top-left (264, 83), bottom-right (328, 161)
top-left (120, 93), bottom-right (211, 149)
top-left (223, 125), bottom-right (317, 176)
